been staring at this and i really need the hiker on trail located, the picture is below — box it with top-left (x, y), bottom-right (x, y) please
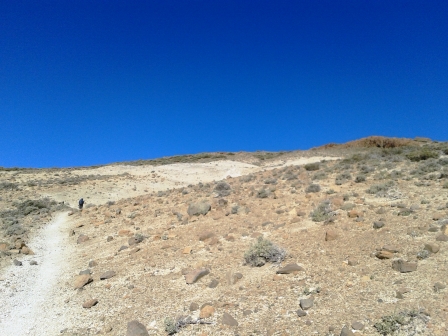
top-left (78, 198), bottom-right (84, 210)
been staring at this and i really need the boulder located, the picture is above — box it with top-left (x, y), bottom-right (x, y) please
top-left (187, 202), bottom-right (211, 216)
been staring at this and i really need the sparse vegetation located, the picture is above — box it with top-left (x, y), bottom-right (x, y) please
top-left (304, 162), bottom-right (320, 171)
top-left (311, 200), bottom-right (333, 222)
top-left (306, 184), bottom-right (321, 193)
top-left (244, 236), bottom-right (286, 267)
top-left (406, 148), bottom-right (439, 162)
top-left (366, 181), bottom-right (394, 196)
top-left (374, 310), bottom-right (429, 336)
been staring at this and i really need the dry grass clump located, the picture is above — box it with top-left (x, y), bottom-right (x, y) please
top-left (244, 236), bottom-right (286, 267)
top-left (306, 184), bottom-right (321, 193)
top-left (374, 309), bottom-right (429, 335)
top-left (310, 200), bottom-right (333, 222)
top-left (366, 181), bottom-right (394, 196)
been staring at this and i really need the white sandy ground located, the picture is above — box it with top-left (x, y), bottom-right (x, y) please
top-left (43, 157), bottom-right (339, 206)
top-left (0, 156), bottom-right (340, 335)
top-left (0, 213), bottom-right (76, 336)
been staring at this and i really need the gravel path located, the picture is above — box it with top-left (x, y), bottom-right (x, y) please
top-left (0, 212), bottom-right (75, 335)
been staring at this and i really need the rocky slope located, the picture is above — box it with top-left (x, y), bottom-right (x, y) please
top-left (1, 136), bottom-right (447, 336)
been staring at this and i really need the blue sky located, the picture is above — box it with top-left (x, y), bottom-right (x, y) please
top-left (1, 1), bottom-right (447, 168)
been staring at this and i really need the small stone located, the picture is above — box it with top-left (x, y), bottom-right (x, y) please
top-left (221, 312), bottom-right (238, 326)
top-left (243, 309), bottom-right (252, 316)
top-left (126, 320), bottom-right (149, 336)
top-left (189, 302), bottom-right (199, 311)
top-left (351, 321), bottom-right (364, 330)
top-left (348, 210), bottom-right (360, 218)
top-left (74, 274), bottom-right (93, 289)
top-left (276, 263), bottom-right (304, 274)
top-left (325, 229), bottom-right (338, 241)
top-left (29, 260), bottom-right (38, 265)
top-left (21, 246), bottom-right (34, 255)
top-left (208, 279), bottom-right (219, 288)
top-left (373, 221), bottom-right (385, 229)
top-left (424, 243), bottom-right (440, 253)
top-left (392, 259), bottom-right (417, 273)
top-left (107, 236), bottom-right (114, 242)
top-left (77, 234), bottom-right (89, 244)
top-left (436, 234), bottom-right (448, 242)
top-left (100, 271), bottom-right (117, 280)
top-left (79, 269), bottom-right (91, 275)
top-left (13, 259), bottom-right (22, 266)
top-left (299, 298), bottom-right (314, 310)
top-left (88, 260), bottom-right (98, 267)
top-left (185, 268), bottom-right (209, 284)
top-left (82, 299), bottom-right (98, 308)
top-left (376, 251), bottom-right (394, 259)
top-left (118, 245), bottom-right (129, 251)
top-left (434, 282), bottom-right (446, 291)
top-left (182, 246), bottom-right (192, 254)
top-left (198, 231), bottom-right (215, 241)
top-left (296, 309), bottom-right (307, 317)
top-left (340, 326), bottom-right (354, 336)
top-left (199, 305), bottom-right (215, 318)
top-left (347, 258), bottom-right (358, 266)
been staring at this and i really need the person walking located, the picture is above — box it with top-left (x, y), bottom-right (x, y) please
top-left (78, 198), bottom-right (85, 210)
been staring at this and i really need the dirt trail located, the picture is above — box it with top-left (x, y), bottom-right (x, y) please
top-left (0, 212), bottom-right (75, 336)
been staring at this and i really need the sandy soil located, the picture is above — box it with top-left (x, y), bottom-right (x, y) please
top-left (42, 157), bottom-right (338, 207)
top-left (0, 213), bottom-right (76, 336)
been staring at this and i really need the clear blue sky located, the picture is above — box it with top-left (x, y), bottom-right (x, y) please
top-left (1, 1), bottom-right (447, 168)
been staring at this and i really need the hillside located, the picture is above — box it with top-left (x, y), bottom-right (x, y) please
top-left (0, 136), bottom-right (447, 336)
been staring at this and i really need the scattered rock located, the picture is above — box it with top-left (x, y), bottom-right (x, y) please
top-left (340, 326), bottom-right (354, 336)
top-left (221, 312), bottom-right (238, 326)
top-left (185, 268), bottom-right (209, 284)
top-left (299, 298), bottom-right (314, 310)
top-left (82, 299), bottom-right (98, 308)
top-left (13, 259), bottom-right (22, 266)
top-left (434, 282), bottom-right (446, 291)
top-left (198, 231), bottom-right (215, 241)
top-left (126, 320), bottom-right (149, 336)
top-left (189, 302), bottom-right (199, 311)
top-left (373, 221), bottom-right (385, 229)
top-left (88, 260), bottom-right (98, 267)
top-left (29, 260), bottom-right (38, 265)
top-left (79, 269), bottom-right (91, 275)
top-left (208, 279), bottom-right (219, 288)
top-left (187, 202), bottom-right (211, 216)
top-left (296, 309), bottom-right (307, 317)
top-left (325, 229), bottom-right (338, 241)
top-left (276, 263), bottom-right (304, 274)
top-left (199, 305), bottom-right (215, 318)
top-left (77, 234), bottom-right (89, 244)
top-left (392, 259), bottom-right (417, 273)
top-left (100, 271), bottom-right (116, 280)
top-left (351, 321), bottom-right (364, 330)
top-left (74, 274), bottom-right (93, 289)
top-left (424, 243), bottom-right (440, 253)
top-left (106, 236), bottom-right (114, 242)
top-left (436, 234), bottom-right (448, 242)
top-left (375, 250), bottom-right (394, 259)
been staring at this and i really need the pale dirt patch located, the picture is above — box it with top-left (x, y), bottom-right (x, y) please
top-left (0, 212), bottom-right (78, 336)
top-left (41, 156), bottom-right (339, 207)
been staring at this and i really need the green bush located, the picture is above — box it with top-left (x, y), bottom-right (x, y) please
top-left (335, 172), bottom-right (351, 185)
top-left (306, 184), bottom-right (321, 193)
top-left (311, 201), bottom-right (332, 222)
top-left (304, 162), bottom-right (320, 171)
top-left (406, 148), bottom-right (439, 162)
top-left (244, 236), bottom-right (286, 267)
top-left (366, 181), bottom-right (394, 196)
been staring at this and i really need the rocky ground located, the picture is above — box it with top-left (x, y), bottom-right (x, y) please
top-left (1, 136), bottom-right (448, 336)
